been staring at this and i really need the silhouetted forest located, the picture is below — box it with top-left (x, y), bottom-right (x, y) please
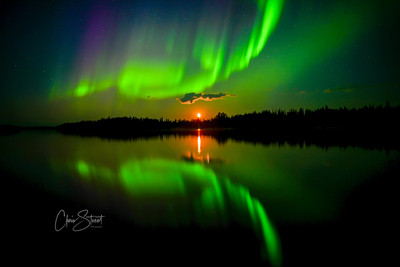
top-left (57, 104), bottom-right (400, 132)
top-left (53, 104), bottom-right (400, 151)
top-left (0, 124), bottom-right (20, 135)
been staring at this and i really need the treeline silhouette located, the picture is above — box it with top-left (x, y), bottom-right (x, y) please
top-left (55, 104), bottom-right (400, 151)
top-left (0, 124), bottom-right (20, 136)
top-left (58, 104), bottom-right (399, 132)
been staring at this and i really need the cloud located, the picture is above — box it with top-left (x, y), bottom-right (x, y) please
top-left (178, 92), bottom-right (236, 104)
top-left (296, 90), bottom-right (307, 95)
top-left (323, 87), bottom-right (355, 93)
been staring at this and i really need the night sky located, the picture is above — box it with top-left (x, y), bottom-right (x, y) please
top-left (1, 0), bottom-right (399, 125)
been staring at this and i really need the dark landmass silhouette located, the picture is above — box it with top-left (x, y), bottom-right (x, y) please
top-left (0, 124), bottom-right (21, 135)
top-left (57, 104), bottom-right (400, 131)
top-left (1, 104), bottom-right (399, 151)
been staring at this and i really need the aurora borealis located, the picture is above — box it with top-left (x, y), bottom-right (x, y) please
top-left (58, 0), bottom-right (284, 100)
top-left (1, 0), bottom-right (400, 125)
top-left (51, 0), bottom-right (284, 102)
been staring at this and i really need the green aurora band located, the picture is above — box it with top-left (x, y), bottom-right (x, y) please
top-left (73, 158), bottom-right (281, 266)
top-left (51, 0), bottom-right (284, 100)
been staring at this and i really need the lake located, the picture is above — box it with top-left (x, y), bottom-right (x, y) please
top-left (0, 130), bottom-right (398, 265)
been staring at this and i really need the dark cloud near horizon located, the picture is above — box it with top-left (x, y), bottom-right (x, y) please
top-left (323, 87), bottom-right (354, 93)
top-left (179, 92), bottom-right (236, 104)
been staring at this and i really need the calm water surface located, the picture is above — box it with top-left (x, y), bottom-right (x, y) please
top-left (0, 130), bottom-right (397, 265)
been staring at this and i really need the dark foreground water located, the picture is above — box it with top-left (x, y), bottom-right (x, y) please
top-left (0, 130), bottom-right (398, 265)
